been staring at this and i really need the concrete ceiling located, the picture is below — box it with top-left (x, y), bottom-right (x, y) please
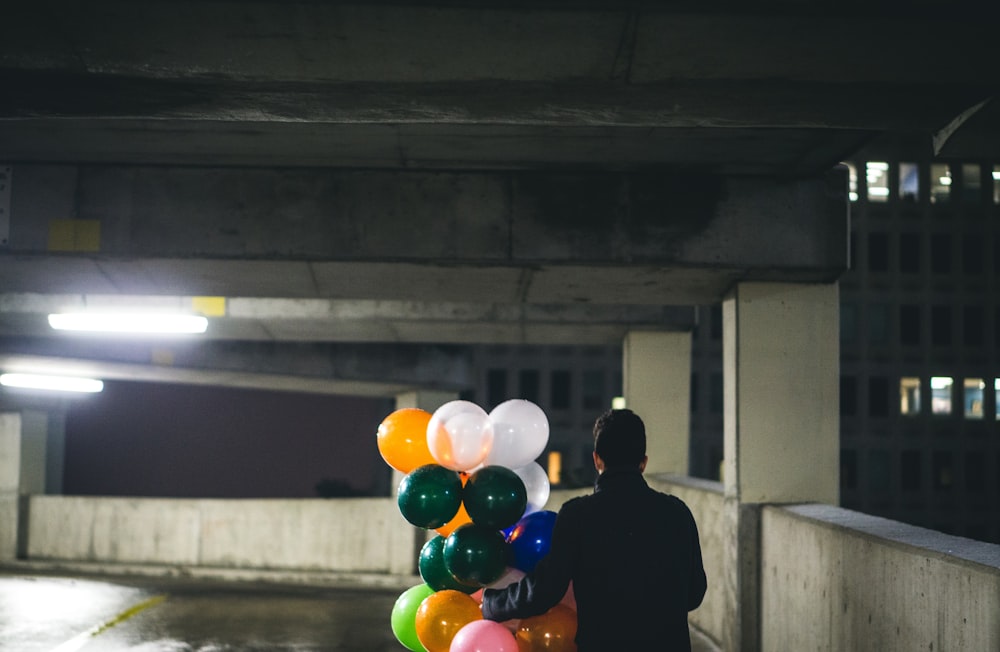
top-left (0, 1), bottom-right (996, 395)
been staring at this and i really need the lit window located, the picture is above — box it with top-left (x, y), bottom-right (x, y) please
top-left (547, 451), bottom-right (562, 485)
top-left (931, 163), bottom-right (951, 204)
top-left (846, 162), bottom-right (859, 202)
top-left (899, 162), bottom-right (919, 202)
top-left (866, 161), bottom-right (889, 202)
top-left (931, 376), bottom-right (953, 415)
top-left (963, 378), bottom-right (984, 420)
top-left (900, 377), bottom-right (921, 416)
top-left (993, 165), bottom-right (1000, 204)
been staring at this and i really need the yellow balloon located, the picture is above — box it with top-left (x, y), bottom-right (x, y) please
top-left (516, 604), bottom-right (577, 652)
top-left (377, 409), bottom-right (435, 474)
top-left (415, 589), bottom-right (482, 652)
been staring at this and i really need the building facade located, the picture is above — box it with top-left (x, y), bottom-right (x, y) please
top-left (466, 151), bottom-right (1000, 545)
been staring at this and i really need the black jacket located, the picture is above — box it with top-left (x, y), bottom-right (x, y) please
top-left (482, 468), bottom-right (707, 652)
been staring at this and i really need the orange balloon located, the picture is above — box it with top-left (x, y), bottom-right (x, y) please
top-left (435, 473), bottom-right (472, 537)
top-left (415, 589), bottom-right (482, 652)
top-left (377, 409), bottom-right (435, 473)
top-left (515, 604), bottom-right (577, 652)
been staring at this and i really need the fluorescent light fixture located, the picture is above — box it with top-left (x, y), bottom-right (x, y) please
top-left (868, 187), bottom-right (890, 197)
top-left (611, 396), bottom-right (627, 409)
top-left (993, 171), bottom-right (1000, 180)
top-left (1, 373), bottom-right (104, 393)
top-left (939, 176), bottom-right (952, 186)
top-left (48, 312), bottom-right (208, 334)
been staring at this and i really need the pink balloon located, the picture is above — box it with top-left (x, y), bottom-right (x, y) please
top-left (450, 619), bottom-right (518, 652)
top-left (560, 581), bottom-right (576, 610)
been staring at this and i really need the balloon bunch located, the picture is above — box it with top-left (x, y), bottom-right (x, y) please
top-left (378, 399), bottom-right (577, 652)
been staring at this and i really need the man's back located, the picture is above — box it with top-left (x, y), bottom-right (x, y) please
top-left (556, 468), bottom-right (706, 651)
top-left (482, 409), bottom-right (707, 652)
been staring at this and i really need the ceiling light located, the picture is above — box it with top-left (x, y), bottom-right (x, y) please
top-left (48, 312), bottom-right (208, 334)
top-left (1, 373), bottom-right (104, 393)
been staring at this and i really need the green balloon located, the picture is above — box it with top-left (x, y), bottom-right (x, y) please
top-left (397, 464), bottom-right (463, 529)
top-left (444, 523), bottom-right (508, 587)
top-left (390, 583), bottom-right (433, 652)
top-left (463, 465), bottom-right (528, 530)
top-left (419, 535), bottom-right (478, 594)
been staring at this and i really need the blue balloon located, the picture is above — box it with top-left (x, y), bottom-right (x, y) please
top-left (505, 510), bottom-right (557, 573)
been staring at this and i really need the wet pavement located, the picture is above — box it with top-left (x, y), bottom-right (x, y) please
top-left (0, 572), bottom-right (720, 651)
top-left (0, 574), bottom-right (402, 652)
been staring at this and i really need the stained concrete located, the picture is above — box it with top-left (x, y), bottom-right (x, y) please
top-left (0, 572), bottom-right (720, 651)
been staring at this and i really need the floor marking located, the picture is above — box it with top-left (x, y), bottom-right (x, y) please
top-left (48, 594), bottom-right (168, 652)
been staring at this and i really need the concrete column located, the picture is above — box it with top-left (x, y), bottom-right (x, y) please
top-left (389, 390), bottom-right (457, 576)
top-left (0, 411), bottom-right (49, 560)
top-left (721, 281), bottom-right (840, 652)
top-left (623, 331), bottom-right (692, 475)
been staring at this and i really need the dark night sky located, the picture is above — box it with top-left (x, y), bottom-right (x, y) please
top-left (62, 380), bottom-right (394, 498)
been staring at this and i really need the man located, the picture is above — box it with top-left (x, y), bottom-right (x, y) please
top-left (482, 408), bottom-right (707, 651)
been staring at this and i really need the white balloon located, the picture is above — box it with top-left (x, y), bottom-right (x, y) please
top-left (426, 400), bottom-right (494, 472)
top-left (513, 462), bottom-right (550, 516)
top-left (485, 399), bottom-right (550, 469)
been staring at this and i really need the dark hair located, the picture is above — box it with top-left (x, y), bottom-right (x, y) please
top-left (593, 409), bottom-right (646, 468)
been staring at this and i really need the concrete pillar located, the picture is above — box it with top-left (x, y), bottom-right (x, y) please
top-left (0, 411), bottom-right (50, 560)
top-left (623, 331), bottom-right (692, 475)
top-left (721, 282), bottom-right (840, 652)
top-left (389, 390), bottom-right (457, 576)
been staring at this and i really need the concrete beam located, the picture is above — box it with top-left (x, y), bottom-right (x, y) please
top-left (2, 165), bottom-right (848, 307)
top-left (2, 3), bottom-right (994, 171)
top-left (2, 4), bottom-right (992, 87)
top-left (0, 339), bottom-right (476, 398)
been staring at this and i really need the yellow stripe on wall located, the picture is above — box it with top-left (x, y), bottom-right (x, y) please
top-left (48, 219), bottom-right (101, 252)
top-left (192, 296), bottom-right (226, 316)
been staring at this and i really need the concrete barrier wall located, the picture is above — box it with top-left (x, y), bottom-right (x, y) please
top-left (760, 503), bottom-right (1000, 652)
top-left (27, 495), bottom-right (417, 575)
top-left (24, 483), bottom-right (1000, 651)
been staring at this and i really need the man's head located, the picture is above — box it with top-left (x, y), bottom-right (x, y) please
top-left (592, 408), bottom-right (647, 472)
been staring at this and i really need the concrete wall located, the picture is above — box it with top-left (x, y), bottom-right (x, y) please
top-left (20, 482), bottom-right (1000, 651)
top-left (27, 496), bottom-right (417, 576)
top-left (760, 504), bottom-right (1000, 652)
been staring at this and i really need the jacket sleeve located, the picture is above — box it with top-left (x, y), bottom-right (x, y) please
top-left (686, 502), bottom-right (708, 611)
top-left (481, 505), bottom-right (576, 622)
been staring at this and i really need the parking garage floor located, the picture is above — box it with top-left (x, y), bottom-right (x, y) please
top-left (0, 572), bottom-right (720, 651)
